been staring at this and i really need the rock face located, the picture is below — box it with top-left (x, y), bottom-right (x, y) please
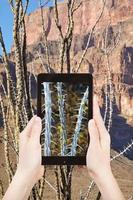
top-left (25, 0), bottom-right (133, 45)
top-left (23, 0), bottom-right (133, 118)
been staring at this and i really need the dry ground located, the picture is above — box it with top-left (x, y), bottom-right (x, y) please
top-left (41, 156), bottom-right (133, 200)
top-left (0, 128), bottom-right (133, 200)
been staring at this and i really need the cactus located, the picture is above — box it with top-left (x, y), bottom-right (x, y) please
top-left (70, 87), bottom-right (89, 156)
top-left (42, 82), bottom-right (52, 156)
top-left (56, 82), bottom-right (67, 156)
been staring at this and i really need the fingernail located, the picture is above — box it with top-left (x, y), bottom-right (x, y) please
top-left (35, 116), bottom-right (41, 123)
top-left (94, 94), bottom-right (97, 101)
top-left (88, 119), bottom-right (94, 127)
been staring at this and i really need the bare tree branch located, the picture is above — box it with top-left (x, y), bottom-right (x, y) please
top-left (0, 95), bottom-right (14, 183)
top-left (0, 27), bottom-right (16, 114)
top-left (75, 0), bottom-right (106, 73)
top-left (8, 0), bottom-right (15, 13)
top-left (39, 0), bottom-right (51, 73)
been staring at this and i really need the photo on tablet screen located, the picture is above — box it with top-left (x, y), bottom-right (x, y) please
top-left (40, 82), bottom-right (89, 157)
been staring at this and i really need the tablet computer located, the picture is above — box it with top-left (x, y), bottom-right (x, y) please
top-left (37, 73), bottom-right (93, 165)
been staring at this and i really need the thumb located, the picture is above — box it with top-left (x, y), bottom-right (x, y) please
top-left (38, 166), bottom-right (44, 180)
top-left (21, 116), bottom-right (36, 138)
top-left (30, 116), bottom-right (42, 145)
top-left (88, 119), bottom-right (99, 145)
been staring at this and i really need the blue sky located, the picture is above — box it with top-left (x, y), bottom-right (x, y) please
top-left (0, 0), bottom-right (54, 55)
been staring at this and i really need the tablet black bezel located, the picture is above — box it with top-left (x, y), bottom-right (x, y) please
top-left (37, 73), bottom-right (93, 165)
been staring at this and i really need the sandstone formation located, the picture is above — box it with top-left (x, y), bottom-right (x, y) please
top-left (25, 0), bottom-right (133, 45)
top-left (22, 0), bottom-right (133, 118)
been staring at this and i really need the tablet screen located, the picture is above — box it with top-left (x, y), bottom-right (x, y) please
top-left (40, 82), bottom-right (89, 157)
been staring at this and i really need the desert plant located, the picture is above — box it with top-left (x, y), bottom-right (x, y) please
top-left (42, 82), bottom-right (52, 156)
top-left (56, 82), bottom-right (67, 156)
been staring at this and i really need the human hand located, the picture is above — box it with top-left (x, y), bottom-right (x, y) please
top-left (86, 95), bottom-right (111, 180)
top-left (86, 96), bottom-right (125, 200)
top-left (16, 116), bottom-right (44, 186)
top-left (3, 116), bottom-right (44, 200)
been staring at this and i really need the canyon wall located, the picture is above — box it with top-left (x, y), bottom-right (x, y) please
top-left (22, 0), bottom-right (133, 119)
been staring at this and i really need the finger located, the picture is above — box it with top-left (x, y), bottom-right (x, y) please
top-left (38, 166), bottom-right (44, 179)
top-left (30, 116), bottom-right (42, 145)
top-left (88, 119), bottom-right (100, 145)
top-left (21, 116), bottom-right (36, 138)
top-left (93, 95), bottom-right (108, 140)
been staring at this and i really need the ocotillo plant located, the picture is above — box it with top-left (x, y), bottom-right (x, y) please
top-left (42, 82), bottom-right (52, 156)
top-left (70, 87), bottom-right (89, 156)
top-left (56, 82), bottom-right (67, 156)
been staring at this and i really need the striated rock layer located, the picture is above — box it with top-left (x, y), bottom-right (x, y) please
top-left (25, 0), bottom-right (133, 45)
top-left (22, 0), bottom-right (133, 118)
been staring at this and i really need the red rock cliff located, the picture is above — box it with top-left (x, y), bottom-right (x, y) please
top-left (25, 0), bottom-right (133, 45)
top-left (22, 0), bottom-right (133, 120)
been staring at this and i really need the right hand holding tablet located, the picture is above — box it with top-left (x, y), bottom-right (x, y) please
top-left (86, 95), bottom-right (125, 200)
top-left (86, 95), bottom-right (111, 179)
